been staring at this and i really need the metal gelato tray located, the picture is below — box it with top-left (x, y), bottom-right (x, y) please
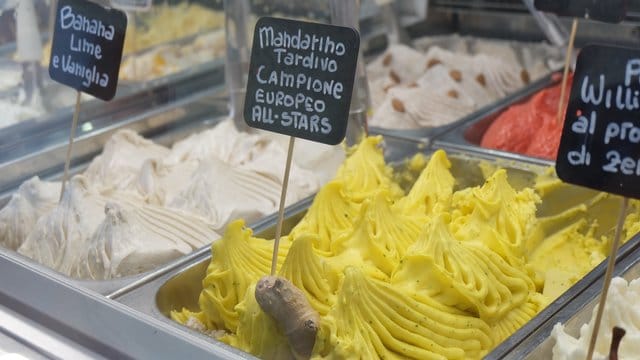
top-left (487, 236), bottom-right (640, 359)
top-left (111, 136), bottom-right (635, 359)
top-left (434, 71), bottom-right (562, 159)
top-left (0, 94), bottom-right (232, 296)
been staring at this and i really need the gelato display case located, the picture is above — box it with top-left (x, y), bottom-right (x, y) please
top-left (1, 0), bottom-right (640, 359)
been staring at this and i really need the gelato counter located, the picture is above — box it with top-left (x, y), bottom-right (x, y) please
top-left (2, 0), bottom-right (640, 359)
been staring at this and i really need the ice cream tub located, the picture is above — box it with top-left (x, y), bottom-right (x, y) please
top-left (486, 235), bottom-right (640, 360)
top-left (0, 97), bottom-right (233, 296)
top-left (434, 71), bottom-right (565, 161)
top-left (112, 136), bottom-right (639, 359)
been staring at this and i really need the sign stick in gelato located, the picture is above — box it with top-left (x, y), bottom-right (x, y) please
top-left (270, 136), bottom-right (295, 276)
top-left (585, 197), bottom-right (628, 360)
top-left (552, 278), bottom-right (639, 359)
top-left (243, 17), bottom-right (360, 357)
top-left (48, 0), bottom-right (127, 200)
top-left (60, 91), bottom-right (81, 200)
top-left (556, 18), bottom-right (578, 125)
top-left (556, 42), bottom-right (638, 360)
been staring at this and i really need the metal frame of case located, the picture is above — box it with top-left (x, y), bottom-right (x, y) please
top-left (1, 1), bottom-right (639, 358)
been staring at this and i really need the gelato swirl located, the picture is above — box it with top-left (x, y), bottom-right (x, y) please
top-left (173, 136), bottom-right (635, 359)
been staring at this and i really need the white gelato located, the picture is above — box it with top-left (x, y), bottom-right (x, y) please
top-left (367, 37), bottom-right (562, 130)
top-left (17, 176), bottom-right (108, 275)
top-left (168, 158), bottom-right (282, 229)
top-left (0, 177), bottom-right (60, 250)
top-left (84, 129), bottom-right (170, 192)
top-left (165, 119), bottom-right (262, 165)
top-left (136, 158), bottom-right (198, 206)
top-left (552, 277), bottom-right (640, 360)
top-left (238, 140), bottom-right (319, 201)
top-left (74, 202), bottom-right (219, 280)
top-left (370, 84), bottom-right (475, 129)
top-left (1, 117), bottom-right (344, 280)
top-left (14, 175), bottom-right (219, 280)
top-left (262, 133), bottom-right (346, 185)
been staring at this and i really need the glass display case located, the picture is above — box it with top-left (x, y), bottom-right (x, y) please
top-left (1, 1), bottom-right (639, 358)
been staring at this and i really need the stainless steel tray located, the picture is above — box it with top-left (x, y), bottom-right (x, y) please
top-left (0, 249), bottom-right (250, 359)
top-left (487, 237), bottom-right (640, 359)
top-left (0, 91), bottom-right (232, 295)
top-left (434, 71), bottom-right (562, 159)
top-left (112, 137), bottom-right (633, 358)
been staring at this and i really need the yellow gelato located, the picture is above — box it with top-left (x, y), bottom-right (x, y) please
top-left (172, 136), bottom-right (637, 359)
top-left (196, 220), bottom-right (291, 332)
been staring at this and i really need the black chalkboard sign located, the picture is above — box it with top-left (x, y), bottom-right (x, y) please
top-left (49, 0), bottom-right (127, 101)
top-left (534, 0), bottom-right (628, 23)
top-left (557, 45), bottom-right (640, 199)
top-left (243, 17), bottom-right (360, 145)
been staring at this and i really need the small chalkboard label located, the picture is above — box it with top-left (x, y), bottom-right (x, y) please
top-left (49, 0), bottom-right (127, 101)
top-left (534, 0), bottom-right (628, 23)
top-left (557, 45), bottom-right (640, 199)
top-left (111, 0), bottom-right (153, 11)
top-left (243, 17), bottom-right (360, 145)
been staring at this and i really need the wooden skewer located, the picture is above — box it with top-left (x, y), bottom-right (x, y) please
top-left (586, 197), bottom-right (629, 360)
top-left (557, 18), bottom-right (579, 124)
top-left (270, 136), bottom-right (296, 276)
top-left (59, 91), bottom-right (82, 201)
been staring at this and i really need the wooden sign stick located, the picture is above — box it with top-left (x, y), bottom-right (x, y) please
top-left (557, 18), bottom-right (578, 124)
top-left (59, 90), bottom-right (82, 201)
top-left (586, 196), bottom-right (629, 360)
top-left (270, 136), bottom-right (296, 276)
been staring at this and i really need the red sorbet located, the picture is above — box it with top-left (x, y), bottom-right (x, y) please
top-left (481, 75), bottom-right (572, 160)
